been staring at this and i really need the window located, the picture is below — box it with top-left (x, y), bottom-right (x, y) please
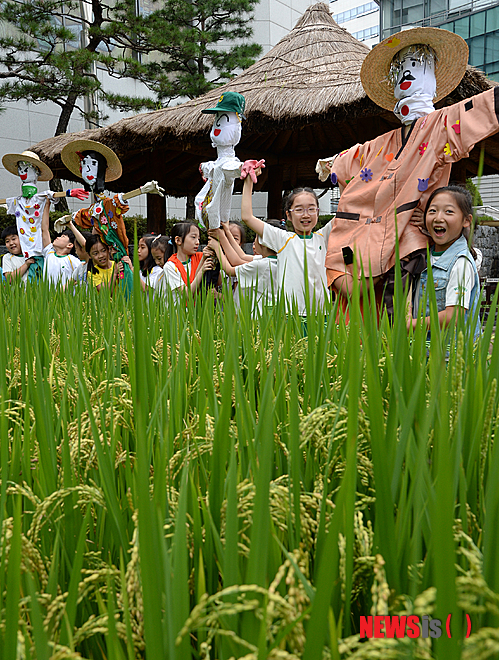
top-left (485, 31), bottom-right (499, 64)
top-left (471, 11), bottom-right (486, 36)
top-left (469, 34), bottom-right (485, 66)
top-left (334, 2), bottom-right (378, 24)
top-left (453, 16), bottom-right (470, 39)
top-left (352, 25), bottom-right (380, 40)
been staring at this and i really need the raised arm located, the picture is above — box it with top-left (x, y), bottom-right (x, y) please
top-left (217, 224), bottom-right (252, 264)
top-left (68, 220), bottom-right (86, 249)
top-left (241, 176), bottom-right (265, 238)
top-left (187, 249), bottom-right (214, 294)
top-left (208, 238), bottom-right (237, 277)
top-left (41, 198), bottom-right (51, 248)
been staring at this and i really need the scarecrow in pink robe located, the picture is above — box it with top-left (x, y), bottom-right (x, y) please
top-left (317, 27), bottom-right (499, 314)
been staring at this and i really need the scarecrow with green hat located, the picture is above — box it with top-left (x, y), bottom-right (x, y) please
top-left (0, 150), bottom-right (88, 280)
top-left (195, 91), bottom-right (263, 229)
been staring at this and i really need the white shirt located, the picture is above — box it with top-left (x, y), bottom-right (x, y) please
top-left (261, 222), bottom-right (333, 315)
top-left (414, 253), bottom-right (475, 312)
top-left (235, 256), bottom-right (278, 314)
top-left (43, 244), bottom-right (82, 286)
top-left (140, 265), bottom-right (163, 288)
top-left (2, 252), bottom-right (28, 282)
top-left (155, 261), bottom-right (185, 293)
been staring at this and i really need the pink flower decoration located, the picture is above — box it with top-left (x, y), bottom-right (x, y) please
top-left (419, 142), bottom-right (428, 155)
top-left (101, 217), bottom-right (108, 225)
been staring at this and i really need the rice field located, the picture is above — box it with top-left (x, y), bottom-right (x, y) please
top-left (1, 259), bottom-right (499, 660)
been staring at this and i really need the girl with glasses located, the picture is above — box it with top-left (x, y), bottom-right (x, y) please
top-left (241, 169), bottom-right (333, 316)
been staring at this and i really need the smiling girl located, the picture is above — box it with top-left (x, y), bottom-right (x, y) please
top-left (410, 185), bottom-right (481, 339)
top-left (85, 235), bottom-right (122, 292)
top-left (241, 171), bottom-right (333, 315)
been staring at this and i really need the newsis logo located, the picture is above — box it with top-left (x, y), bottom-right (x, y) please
top-left (360, 614), bottom-right (472, 639)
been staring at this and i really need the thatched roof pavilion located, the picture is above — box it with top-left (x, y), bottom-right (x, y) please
top-left (32, 2), bottom-right (497, 226)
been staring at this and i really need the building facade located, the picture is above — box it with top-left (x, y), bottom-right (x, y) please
top-left (329, 0), bottom-right (380, 48)
top-left (380, 0), bottom-right (499, 82)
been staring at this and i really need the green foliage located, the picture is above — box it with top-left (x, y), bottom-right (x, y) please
top-left (0, 267), bottom-right (498, 659)
top-left (466, 178), bottom-right (483, 206)
top-left (124, 0), bottom-right (262, 103)
top-left (0, 0), bottom-right (262, 135)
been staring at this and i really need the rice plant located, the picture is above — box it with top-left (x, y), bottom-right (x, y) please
top-left (0, 261), bottom-right (498, 660)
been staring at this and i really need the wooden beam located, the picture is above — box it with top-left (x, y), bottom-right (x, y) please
top-left (147, 194), bottom-right (167, 234)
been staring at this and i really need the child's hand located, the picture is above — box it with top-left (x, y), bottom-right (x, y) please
top-left (114, 261), bottom-right (124, 279)
top-left (207, 238), bottom-right (219, 251)
top-left (201, 256), bottom-right (215, 272)
top-left (121, 255), bottom-right (133, 268)
top-left (207, 227), bottom-right (222, 239)
top-left (410, 207), bottom-right (424, 228)
top-left (202, 245), bottom-right (215, 258)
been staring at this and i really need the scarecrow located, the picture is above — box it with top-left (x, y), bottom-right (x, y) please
top-left (195, 91), bottom-right (262, 229)
top-left (57, 139), bottom-right (164, 293)
top-left (0, 150), bottom-right (88, 279)
top-left (316, 27), bottom-right (499, 313)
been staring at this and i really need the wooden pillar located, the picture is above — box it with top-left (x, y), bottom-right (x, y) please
top-left (186, 194), bottom-right (195, 220)
top-left (450, 160), bottom-right (468, 185)
top-left (147, 193), bottom-right (167, 234)
top-left (267, 165), bottom-right (283, 219)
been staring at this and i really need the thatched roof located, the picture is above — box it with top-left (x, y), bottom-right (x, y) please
top-left (32, 2), bottom-right (497, 201)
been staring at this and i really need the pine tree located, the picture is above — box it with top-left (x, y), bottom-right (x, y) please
top-left (0, 0), bottom-right (262, 130)
top-left (0, 0), bottom-right (261, 205)
top-left (106, 0), bottom-right (262, 105)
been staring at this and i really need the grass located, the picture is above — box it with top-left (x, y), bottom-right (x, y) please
top-left (0, 263), bottom-right (498, 660)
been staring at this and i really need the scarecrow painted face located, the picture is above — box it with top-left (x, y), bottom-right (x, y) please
top-left (393, 45), bottom-right (436, 102)
top-left (17, 161), bottom-right (40, 185)
top-left (210, 112), bottom-right (242, 148)
top-left (81, 154), bottom-right (100, 187)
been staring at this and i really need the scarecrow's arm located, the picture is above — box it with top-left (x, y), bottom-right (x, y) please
top-left (122, 180), bottom-right (164, 201)
top-left (0, 188), bottom-right (88, 204)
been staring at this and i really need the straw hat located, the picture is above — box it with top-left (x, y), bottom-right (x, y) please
top-left (2, 150), bottom-right (53, 181)
top-left (61, 139), bottom-right (122, 182)
top-left (360, 27), bottom-right (469, 112)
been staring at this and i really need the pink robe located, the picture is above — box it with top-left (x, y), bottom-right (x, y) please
top-left (327, 87), bottom-right (499, 284)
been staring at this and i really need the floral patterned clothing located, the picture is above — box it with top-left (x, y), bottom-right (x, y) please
top-left (73, 193), bottom-right (132, 295)
top-left (6, 191), bottom-right (58, 258)
top-left (72, 193), bottom-right (129, 253)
